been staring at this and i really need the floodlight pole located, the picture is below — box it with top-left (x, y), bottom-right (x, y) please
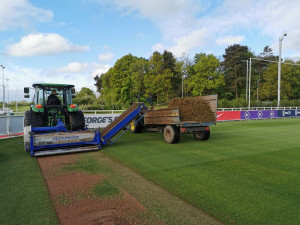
top-left (277, 32), bottom-right (287, 108)
top-left (0, 65), bottom-right (5, 111)
top-left (16, 87), bottom-right (18, 112)
top-left (242, 60), bottom-right (249, 104)
top-left (248, 58), bottom-right (252, 109)
top-left (182, 73), bottom-right (184, 98)
top-left (6, 78), bottom-right (9, 107)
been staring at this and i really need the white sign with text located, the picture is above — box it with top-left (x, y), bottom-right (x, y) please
top-left (84, 114), bottom-right (121, 129)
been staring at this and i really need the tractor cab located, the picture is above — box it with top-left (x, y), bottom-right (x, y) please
top-left (24, 83), bottom-right (84, 130)
top-left (25, 83), bottom-right (75, 106)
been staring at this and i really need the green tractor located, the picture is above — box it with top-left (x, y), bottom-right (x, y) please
top-left (24, 83), bottom-right (85, 131)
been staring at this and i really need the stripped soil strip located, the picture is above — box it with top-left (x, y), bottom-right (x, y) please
top-left (38, 154), bottom-right (160, 225)
top-left (38, 152), bottom-right (222, 225)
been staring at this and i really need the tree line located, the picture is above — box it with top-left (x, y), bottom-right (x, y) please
top-left (83, 44), bottom-right (300, 109)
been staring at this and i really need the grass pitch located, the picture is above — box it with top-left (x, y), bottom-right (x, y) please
top-left (0, 138), bottom-right (58, 225)
top-left (103, 118), bottom-right (300, 225)
top-left (0, 118), bottom-right (299, 225)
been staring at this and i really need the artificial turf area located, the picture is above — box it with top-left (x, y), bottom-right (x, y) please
top-left (0, 138), bottom-right (58, 225)
top-left (102, 118), bottom-right (300, 225)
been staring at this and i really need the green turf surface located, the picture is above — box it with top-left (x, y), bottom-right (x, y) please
top-left (102, 118), bottom-right (300, 225)
top-left (0, 138), bottom-right (58, 225)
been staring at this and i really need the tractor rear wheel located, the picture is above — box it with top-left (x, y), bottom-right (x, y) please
top-left (193, 130), bottom-right (210, 141)
top-left (24, 110), bottom-right (43, 127)
top-left (130, 118), bottom-right (143, 133)
top-left (163, 125), bottom-right (180, 144)
top-left (69, 110), bottom-right (85, 131)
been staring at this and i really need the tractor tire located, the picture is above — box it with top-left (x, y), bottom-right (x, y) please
top-left (193, 130), bottom-right (210, 141)
top-left (24, 110), bottom-right (43, 127)
top-left (69, 110), bottom-right (85, 131)
top-left (163, 125), bottom-right (180, 144)
top-left (130, 118), bottom-right (143, 133)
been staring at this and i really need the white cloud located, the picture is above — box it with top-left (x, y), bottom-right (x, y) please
top-left (106, 0), bottom-right (300, 57)
top-left (169, 28), bottom-right (208, 57)
top-left (216, 35), bottom-right (245, 46)
top-left (4, 62), bottom-right (109, 99)
top-left (57, 62), bottom-right (110, 77)
top-left (57, 62), bottom-right (90, 73)
top-left (109, 0), bottom-right (200, 20)
top-left (90, 65), bottom-right (111, 78)
top-left (201, 0), bottom-right (300, 52)
top-left (106, 0), bottom-right (204, 41)
top-left (98, 52), bottom-right (114, 62)
top-left (5, 33), bottom-right (90, 57)
top-left (0, 0), bottom-right (53, 31)
top-left (152, 43), bottom-right (165, 53)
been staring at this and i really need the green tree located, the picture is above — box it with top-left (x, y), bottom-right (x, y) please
top-left (177, 53), bottom-right (193, 97)
top-left (186, 53), bottom-right (224, 96)
top-left (144, 50), bottom-right (179, 103)
top-left (222, 44), bottom-right (253, 99)
top-left (259, 62), bottom-right (300, 100)
top-left (130, 57), bottom-right (148, 101)
top-left (74, 87), bottom-right (96, 106)
top-left (95, 54), bottom-right (148, 108)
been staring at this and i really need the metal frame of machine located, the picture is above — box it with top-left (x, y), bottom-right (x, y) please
top-left (24, 103), bottom-right (147, 157)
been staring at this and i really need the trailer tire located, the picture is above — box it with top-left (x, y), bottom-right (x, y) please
top-left (163, 125), bottom-right (180, 144)
top-left (24, 110), bottom-right (43, 127)
top-left (194, 130), bottom-right (210, 141)
top-left (69, 110), bottom-right (85, 131)
top-left (130, 118), bottom-right (143, 133)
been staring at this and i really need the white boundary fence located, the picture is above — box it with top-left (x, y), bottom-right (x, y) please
top-left (0, 114), bottom-right (24, 135)
top-left (1, 107), bottom-right (299, 136)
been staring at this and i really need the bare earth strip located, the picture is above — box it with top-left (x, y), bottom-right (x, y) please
top-left (38, 152), bottom-right (222, 225)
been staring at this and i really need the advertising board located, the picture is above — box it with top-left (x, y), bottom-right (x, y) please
top-left (240, 110), bottom-right (277, 120)
top-left (277, 110), bottom-right (298, 118)
top-left (217, 111), bottom-right (240, 121)
top-left (84, 114), bottom-right (121, 128)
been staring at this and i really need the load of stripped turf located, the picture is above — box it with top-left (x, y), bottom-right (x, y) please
top-left (168, 97), bottom-right (216, 123)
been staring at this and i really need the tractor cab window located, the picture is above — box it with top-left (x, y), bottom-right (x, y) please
top-left (46, 88), bottom-right (63, 105)
top-left (34, 87), bottom-right (45, 105)
top-left (64, 89), bottom-right (73, 104)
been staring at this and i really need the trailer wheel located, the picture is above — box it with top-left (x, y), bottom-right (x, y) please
top-left (194, 130), bottom-right (210, 141)
top-left (24, 110), bottom-right (43, 127)
top-left (69, 110), bottom-right (85, 131)
top-left (130, 118), bottom-right (143, 133)
top-left (163, 125), bottom-right (180, 144)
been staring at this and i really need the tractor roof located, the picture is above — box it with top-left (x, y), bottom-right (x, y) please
top-left (32, 83), bottom-right (75, 89)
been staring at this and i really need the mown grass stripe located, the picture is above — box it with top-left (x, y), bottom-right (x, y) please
top-left (103, 118), bottom-right (300, 225)
top-left (0, 137), bottom-right (58, 225)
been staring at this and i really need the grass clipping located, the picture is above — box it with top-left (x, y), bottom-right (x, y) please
top-left (168, 97), bottom-right (216, 123)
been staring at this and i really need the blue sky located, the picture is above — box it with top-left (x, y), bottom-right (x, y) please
top-left (0, 0), bottom-right (300, 102)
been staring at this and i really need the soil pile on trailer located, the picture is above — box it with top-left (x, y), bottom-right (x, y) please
top-left (169, 97), bottom-right (216, 123)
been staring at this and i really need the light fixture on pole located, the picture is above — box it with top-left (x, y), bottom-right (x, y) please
top-left (277, 31), bottom-right (287, 108)
top-left (0, 64), bottom-right (5, 111)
